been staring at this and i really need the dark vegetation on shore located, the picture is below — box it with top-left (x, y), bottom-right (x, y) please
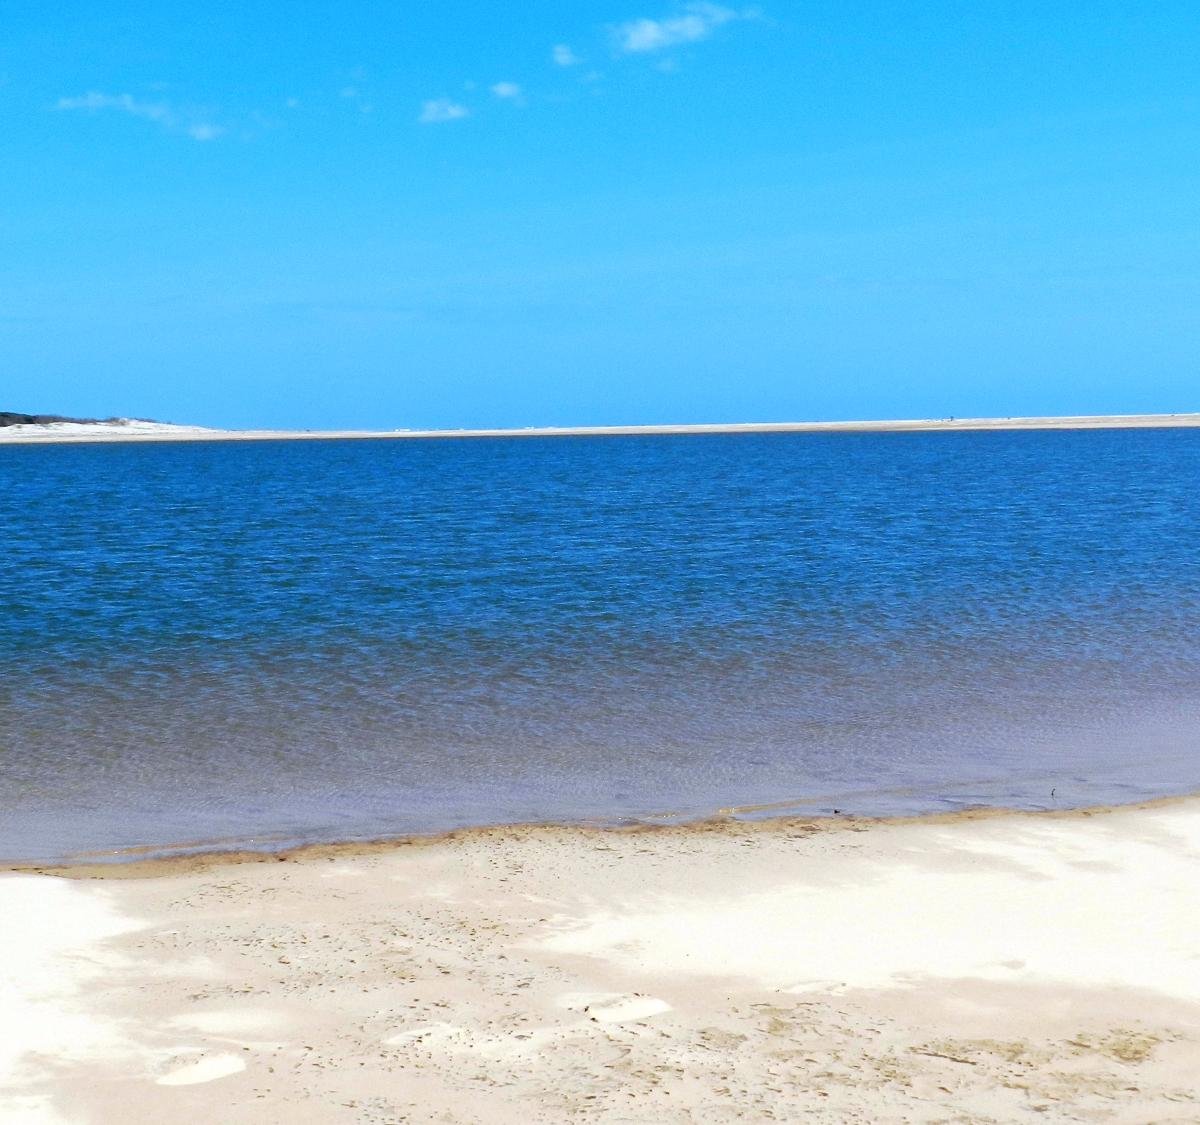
top-left (0, 412), bottom-right (133, 427)
top-left (1, 412), bottom-right (91, 427)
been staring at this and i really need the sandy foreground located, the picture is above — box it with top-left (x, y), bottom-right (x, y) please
top-left (1, 413), bottom-right (1199, 444)
top-left (2, 802), bottom-right (1200, 1123)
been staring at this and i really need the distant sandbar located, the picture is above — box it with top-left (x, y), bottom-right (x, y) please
top-left (2, 412), bottom-right (1199, 444)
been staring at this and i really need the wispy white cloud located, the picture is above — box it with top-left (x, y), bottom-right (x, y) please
top-left (56, 92), bottom-right (171, 122)
top-left (419, 98), bottom-right (470, 124)
top-left (612, 3), bottom-right (749, 54)
top-left (186, 123), bottom-right (225, 141)
top-left (412, 7), bottom-right (760, 133)
top-left (338, 72), bottom-right (375, 115)
top-left (55, 91), bottom-right (223, 140)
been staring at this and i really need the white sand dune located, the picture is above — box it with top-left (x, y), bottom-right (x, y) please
top-left (0, 419), bottom-right (217, 441)
top-left (2, 801), bottom-right (1200, 1121)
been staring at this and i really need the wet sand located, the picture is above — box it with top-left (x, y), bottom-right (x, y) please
top-left (3, 800), bottom-right (1199, 1122)
top-left (1, 412), bottom-right (1199, 443)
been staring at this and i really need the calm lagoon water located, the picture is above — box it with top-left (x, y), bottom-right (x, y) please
top-left (2, 430), bottom-right (1198, 862)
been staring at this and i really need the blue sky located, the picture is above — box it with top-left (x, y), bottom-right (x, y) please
top-left (1, 2), bottom-right (1197, 428)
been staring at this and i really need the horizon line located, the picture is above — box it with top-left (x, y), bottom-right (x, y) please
top-left (2, 411), bottom-right (1200, 444)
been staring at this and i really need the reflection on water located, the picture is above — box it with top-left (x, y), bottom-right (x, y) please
top-left (2, 429), bottom-right (1199, 861)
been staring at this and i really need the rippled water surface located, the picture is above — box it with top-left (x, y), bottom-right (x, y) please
top-left (2, 430), bottom-right (1198, 861)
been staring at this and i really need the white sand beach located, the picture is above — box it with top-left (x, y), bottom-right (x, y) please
top-left (3, 800), bottom-right (1199, 1122)
top-left (1, 413), bottom-right (1199, 444)
top-left (0, 420), bottom-right (220, 441)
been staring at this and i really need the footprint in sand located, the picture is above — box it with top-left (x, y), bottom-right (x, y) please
top-left (383, 1022), bottom-right (462, 1047)
top-left (156, 1053), bottom-right (246, 1086)
top-left (785, 979), bottom-right (847, 994)
top-left (558, 992), bottom-right (672, 1024)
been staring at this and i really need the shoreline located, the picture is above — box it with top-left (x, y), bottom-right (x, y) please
top-left (12, 788), bottom-right (1199, 880)
top-left (2, 411), bottom-right (1200, 444)
top-left (3, 791), bottom-right (1199, 1120)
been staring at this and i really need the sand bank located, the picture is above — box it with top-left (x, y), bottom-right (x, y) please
top-left (3, 801), bottom-right (1200, 1122)
top-left (1, 413), bottom-right (1199, 444)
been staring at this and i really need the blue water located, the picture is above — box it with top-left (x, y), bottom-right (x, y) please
top-left (2, 430), bottom-right (1199, 863)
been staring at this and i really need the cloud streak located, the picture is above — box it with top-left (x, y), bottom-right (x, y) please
top-left (612, 3), bottom-right (747, 54)
top-left (419, 98), bottom-right (469, 124)
top-left (552, 44), bottom-right (582, 67)
top-left (490, 81), bottom-right (522, 100)
top-left (55, 91), bottom-right (223, 140)
top-left (56, 92), bottom-right (170, 122)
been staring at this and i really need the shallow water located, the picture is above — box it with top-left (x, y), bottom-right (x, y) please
top-left (2, 430), bottom-right (1198, 862)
